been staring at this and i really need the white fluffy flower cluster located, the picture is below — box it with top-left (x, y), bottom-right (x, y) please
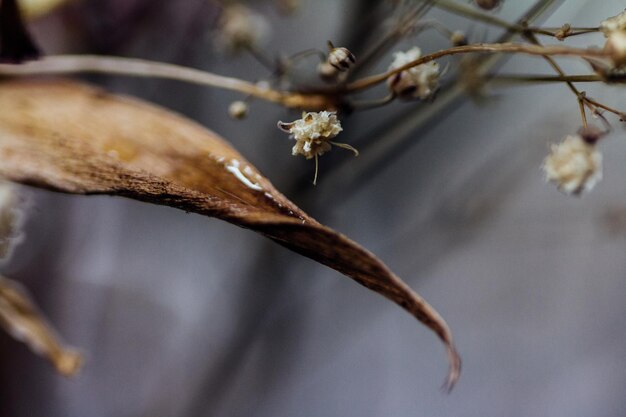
top-left (278, 111), bottom-right (343, 159)
top-left (387, 47), bottom-right (440, 100)
top-left (605, 30), bottom-right (626, 67)
top-left (218, 5), bottom-right (270, 52)
top-left (542, 135), bottom-right (602, 195)
top-left (600, 10), bottom-right (626, 36)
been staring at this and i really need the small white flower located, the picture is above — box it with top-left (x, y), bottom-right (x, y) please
top-left (600, 10), bottom-right (626, 36)
top-left (0, 182), bottom-right (24, 261)
top-left (542, 135), bottom-right (602, 195)
top-left (277, 112), bottom-right (357, 184)
top-left (218, 5), bottom-right (270, 52)
top-left (278, 111), bottom-right (343, 159)
top-left (387, 47), bottom-right (440, 100)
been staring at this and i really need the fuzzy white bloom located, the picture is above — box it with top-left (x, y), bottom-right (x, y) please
top-left (604, 30), bottom-right (626, 67)
top-left (387, 47), bottom-right (440, 100)
top-left (278, 111), bottom-right (343, 159)
top-left (0, 182), bottom-right (24, 261)
top-left (218, 5), bottom-right (270, 52)
top-left (277, 112), bottom-right (357, 185)
top-left (600, 10), bottom-right (626, 36)
top-left (542, 135), bottom-right (602, 195)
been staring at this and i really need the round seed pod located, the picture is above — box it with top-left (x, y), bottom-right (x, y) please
top-left (318, 43), bottom-right (356, 82)
top-left (327, 47), bottom-right (356, 72)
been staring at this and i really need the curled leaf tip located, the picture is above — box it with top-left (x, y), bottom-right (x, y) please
top-left (442, 345), bottom-right (462, 393)
top-left (0, 79), bottom-right (460, 388)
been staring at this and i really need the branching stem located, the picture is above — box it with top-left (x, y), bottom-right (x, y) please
top-left (345, 43), bottom-right (607, 92)
top-left (0, 55), bottom-right (332, 110)
top-left (0, 43), bottom-right (610, 110)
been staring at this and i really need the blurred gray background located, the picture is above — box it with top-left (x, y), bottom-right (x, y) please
top-left (1, 0), bottom-right (626, 416)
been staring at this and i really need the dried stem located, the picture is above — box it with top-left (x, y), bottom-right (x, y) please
top-left (346, 43), bottom-right (607, 92)
top-left (0, 43), bottom-right (610, 111)
top-left (492, 74), bottom-right (603, 83)
top-left (0, 55), bottom-right (332, 110)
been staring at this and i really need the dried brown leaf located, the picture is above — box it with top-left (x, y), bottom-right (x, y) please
top-left (0, 79), bottom-right (460, 389)
top-left (0, 275), bottom-right (82, 376)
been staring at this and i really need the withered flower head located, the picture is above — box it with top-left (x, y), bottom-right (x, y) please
top-left (387, 47), bottom-right (440, 100)
top-left (600, 9), bottom-right (626, 37)
top-left (542, 134), bottom-right (603, 196)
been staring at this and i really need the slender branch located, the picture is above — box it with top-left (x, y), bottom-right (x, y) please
top-left (492, 74), bottom-right (604, 83)
top-left (346, 42), bottom-right (608, 92)
top-left (521, 32), bottom-right (592, 127)
top-left (0, 55), bottom-right (332, 110)
top-left (583, 95), bottom-right (626, 119)
top-left (0, 44), bottom-right (610, 111)
top-left (350, 2), bottom-right (433, 76)
top-left (578, 94), bottom-right (589, 128)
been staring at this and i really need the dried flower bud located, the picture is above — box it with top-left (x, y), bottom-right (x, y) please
top-left (542, 134), bottom-right (602, 195)
top-left (317, 44), bottom-right (356, 82)
top-left (328, 47), bottom-right (356, 72)
top-left (218, 5), bottom-right (270, 52)
top-left (604, 30), bottom-right (626, 67)
top-left (554, 24), bottom-right (571, 41)
top-left (387, 47), bottom-right (440, 100)
top-left (600, 9), bottom-right (626, 37)
top-left (228, 101), bottom-right (248, 119)
top-left (473, 0), bottom-right (501, 11)
top-left (278, 111), bottom-right (357, 184)
top-left (450, 31), bottom-right (467, 47)
top-left (278, 111), bottom-right (343, 159)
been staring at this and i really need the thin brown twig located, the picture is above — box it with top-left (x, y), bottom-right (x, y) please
top-left (345, 43), bottom-right (607, 92)
top-left (0, 43), bottom-right (610, 111)
top-left (0, 55), bottom-right (332, 110)
top-left (578, 94), bottom-right (589, 128)
top-left (491, 74), bottom-right (604, 83)
top-left (520, 32), bottom-right (625, 127)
